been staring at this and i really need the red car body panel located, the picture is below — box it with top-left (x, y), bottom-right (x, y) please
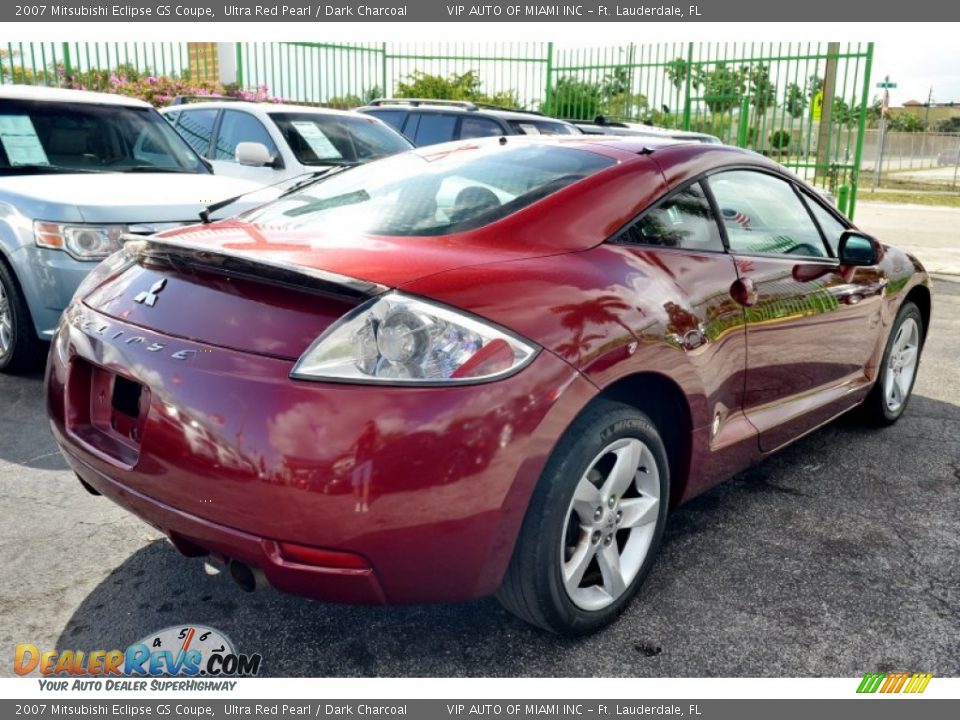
top-left (45, 136), bottom-right (931, 606)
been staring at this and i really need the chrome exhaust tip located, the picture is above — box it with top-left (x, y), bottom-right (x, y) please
top-left (228, 559), bottom-right (268, 592)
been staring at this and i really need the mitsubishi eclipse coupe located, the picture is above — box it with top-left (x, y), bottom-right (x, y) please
top-left (46, 136), bottom-right (931, 635)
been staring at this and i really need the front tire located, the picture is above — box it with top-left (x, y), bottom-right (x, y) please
top-left (860, 301), bottom-right (924, 426)
top-left (497, 399), bottom-right (670, 635)
top-left (0, 260), bottom-right (44, 374)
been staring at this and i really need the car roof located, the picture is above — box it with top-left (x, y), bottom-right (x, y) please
top-left (160, 100), bottom-right (364, 117)
top-left (359, 101), bottom-right (573, 124)
top-left (0, 84), bottom-right (152, 108)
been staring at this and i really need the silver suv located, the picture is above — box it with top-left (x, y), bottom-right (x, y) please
top-left (0, 85), bottom-right (264, 372)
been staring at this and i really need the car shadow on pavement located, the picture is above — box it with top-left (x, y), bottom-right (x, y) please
top-left (53, 393), bottom-right (960, 677)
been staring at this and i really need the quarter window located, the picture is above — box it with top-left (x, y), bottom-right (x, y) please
top-left (213, 110), bottom-right (278, 162)
top-left (619, 182), bottom-right (723, 252)
top-left (460, 117), bottom-right (503, 139)
top-left (708, 170), bottom-right (829, 258)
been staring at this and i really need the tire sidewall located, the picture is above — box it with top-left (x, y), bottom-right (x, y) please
top-left (876, 302), bottom-right (924, 423)
top-left (536, 405), bottom-right (670, 635)
top-left (0, 264), bottom-right (19, 369)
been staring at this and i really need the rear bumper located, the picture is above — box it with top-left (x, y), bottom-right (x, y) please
top-left (62, 447), bottom-right (388, 604)
top-left (47, 302), bottom-right (597, 605)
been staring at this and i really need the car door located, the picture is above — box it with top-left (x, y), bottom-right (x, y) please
top-left (612, 181), bottom-right (756, 488)
top-left (209, 109), bottom-right (282, 183)
top-left (706, 169), bottom-right (886, 452)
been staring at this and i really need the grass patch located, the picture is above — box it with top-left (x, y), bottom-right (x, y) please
top-left (857, 190), bottom-right (960, 208)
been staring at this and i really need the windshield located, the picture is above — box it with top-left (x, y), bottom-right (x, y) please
top-left (241, 143), bottom-right (615, 236)
top-left (0, 99), bottom-right (209, 174)
top-left (268, 112), bottom-right (412, 165)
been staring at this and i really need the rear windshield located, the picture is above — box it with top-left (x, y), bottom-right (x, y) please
top-left (242, 143), bottom-right (615, 236)
top-left (268, 112), bottom-right (412, 165)
top-left (0, 99), bottom-right (208, 174)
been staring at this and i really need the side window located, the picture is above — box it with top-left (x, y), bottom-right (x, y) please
top-left (708, 170), bottom-right (829, 258)
top-left (174, 109), bottom-right (217, 156)
top-left (459, 117), bottom-right (503, 139)
top-left (366, 109), bottom-right (407, 133)
top-left (213, 110), bottom-right (278, 162)
top-left (803, 194), bottom-right (848, 256)
top-left (413, 114), bottom-right (458, 146)
top-left (619, 182), bottom-right (723, 252)
top-left (164, 111), bottom-right (180, 125)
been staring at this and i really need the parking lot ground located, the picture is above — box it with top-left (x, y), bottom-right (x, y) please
top-left (1, 277), bottom-right (958, 678)
top-left (856, 201), bottom-right (960, 275)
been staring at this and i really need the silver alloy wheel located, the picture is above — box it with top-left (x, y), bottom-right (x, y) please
top-left (560, 437), bottom-right (661, 611)
top-left (0, 279), bottom-right (12, 357)
top-left (884, 317), bottom-right (920, 413)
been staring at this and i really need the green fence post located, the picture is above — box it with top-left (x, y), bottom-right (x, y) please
top-left (848, 42), bottom-right (874, 221)
top-left (544, 42), bottom-right (554, 113)
top-left (736, 95), bottom-right (750, 147)
top-left (61, 42), bottom-right (72, 84)
top-left (380, 42), bottom-right (387, 97)
top-left (235, 43), bottom-right (243, 87)
top-left (836, 185), bottom-right (850, 216)
top-left (682, 42), bottom-right (693, 130)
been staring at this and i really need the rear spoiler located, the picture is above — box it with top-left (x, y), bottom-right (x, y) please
top-left (121, 235), bottom-right (388, 303)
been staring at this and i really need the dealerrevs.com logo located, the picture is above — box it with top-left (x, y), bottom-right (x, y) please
top-left (15, 625), bottom-right (262, 688)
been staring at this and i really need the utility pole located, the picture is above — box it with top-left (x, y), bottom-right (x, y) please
top-left (814, 42), bottom-right (840, 186)
top-left (921, 87), bottom-right (933, 166)
top-left (872, 75), bottom-right (896, 191)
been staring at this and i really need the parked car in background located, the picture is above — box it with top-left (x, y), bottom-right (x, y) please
top-left (47, 136), bottom-right (930, 634)
top-left (161, 99), bottom-right (413, 184)
top-left (357, 99), bottom-right (581, 147)
top-left (572, 116), bottom-right (722, 144)
top-left (0, 85), bottom-right (266, 373)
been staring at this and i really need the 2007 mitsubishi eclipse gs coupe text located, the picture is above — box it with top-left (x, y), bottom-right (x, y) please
top-left (46, 136), bottom-right (931, 635)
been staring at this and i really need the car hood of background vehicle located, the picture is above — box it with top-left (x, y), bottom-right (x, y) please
top-left (152, 218), bottom-right (570, 289)
top-left (0, 173), bottom-right (267, 224)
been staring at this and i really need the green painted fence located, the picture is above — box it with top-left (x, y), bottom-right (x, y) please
top-left (0, 40), bottom-right (874, 216)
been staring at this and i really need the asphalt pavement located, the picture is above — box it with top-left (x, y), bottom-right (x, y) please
top-left (1, 278), bottom-right (958, 678)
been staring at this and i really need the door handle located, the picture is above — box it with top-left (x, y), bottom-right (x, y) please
top-left (730, 277), bottom-right (758, 307)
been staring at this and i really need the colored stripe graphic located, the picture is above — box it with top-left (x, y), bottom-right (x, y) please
top-left (857, 672), bottom-right (932, 694)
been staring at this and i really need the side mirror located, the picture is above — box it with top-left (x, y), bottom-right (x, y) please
top-left (838, 230), bottom-right (882, 266)
top-left (235, 142), bottom-right (274, 168)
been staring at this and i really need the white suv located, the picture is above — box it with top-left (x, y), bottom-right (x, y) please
top-left (161, 100), bottom-right (413, 184)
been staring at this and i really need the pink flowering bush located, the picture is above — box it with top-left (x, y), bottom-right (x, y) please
top-left (54, 63), bottom-right (282, 107)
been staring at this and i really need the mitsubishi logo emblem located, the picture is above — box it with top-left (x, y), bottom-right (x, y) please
top-left (134, 278), bottom-right (167, 307)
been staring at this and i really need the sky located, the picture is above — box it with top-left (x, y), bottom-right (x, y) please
top-left (870, 43), bottom-right (960, 106)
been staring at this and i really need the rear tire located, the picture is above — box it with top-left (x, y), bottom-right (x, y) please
top-left (859, 301), bottom-right (924, 426)
top-left (497, 399), bottom-right (669, 635)
top-left (0, 259), bottom-right (45, 374)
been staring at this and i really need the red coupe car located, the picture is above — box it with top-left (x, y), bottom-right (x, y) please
top-left (46, 136), bottom-right (930, 635)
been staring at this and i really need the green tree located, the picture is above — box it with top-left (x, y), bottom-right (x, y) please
top-left (545, 76), bottom-right (601, 119)
top-left (664, 58), bottom-right (690, 90)
top-left (935, 116), bottom-right (960, 133)
top-left (394, 69), bottom-right (518, 109)
top-left (785, 82), bottom-right (807, 118)
top-left (699, 63), bottom-right (746, 114)
top-left (887, 113), bottom-right (926, 132)
top-left (747, 64), bottom-right (776, 115)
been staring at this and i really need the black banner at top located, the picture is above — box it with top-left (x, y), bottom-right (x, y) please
top-left (3, 0), bottom-right (958, 22)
